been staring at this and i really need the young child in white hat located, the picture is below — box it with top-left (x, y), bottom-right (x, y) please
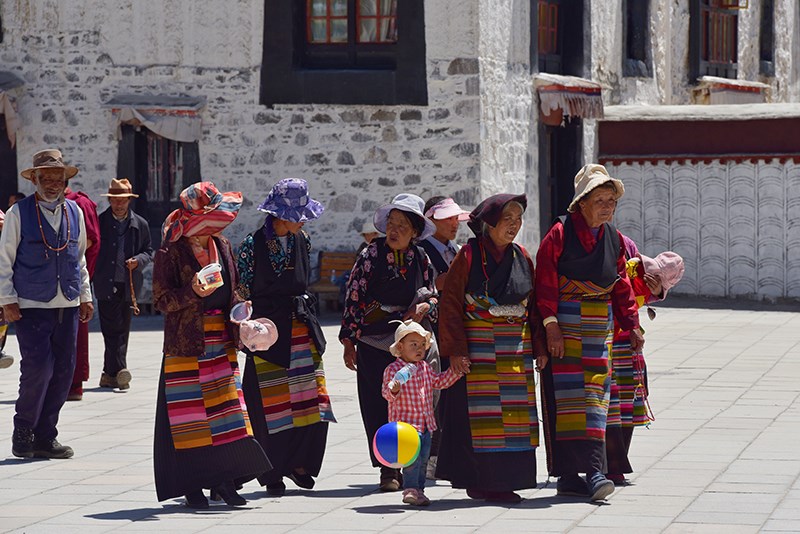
top-left (382, 319), bottom-right (467, 506)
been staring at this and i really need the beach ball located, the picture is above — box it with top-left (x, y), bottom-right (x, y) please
top-left (372, 421), bottom-right (421, 468)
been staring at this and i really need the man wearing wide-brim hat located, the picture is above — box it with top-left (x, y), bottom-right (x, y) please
top-left (0, 148), bottom-right (94, 460)
top-left (93, 178), bottom-right (153, 393)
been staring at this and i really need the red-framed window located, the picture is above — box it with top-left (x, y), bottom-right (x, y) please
top-left (306, 0), bottom-right (397, 44)
top-left (538, 0), bottom-right (558, 55)
top-left (702, 5), bottom-right (737, 64)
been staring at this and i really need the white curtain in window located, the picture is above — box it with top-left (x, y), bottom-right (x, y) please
top-left (359, 0), bottom-right (397, 42)
top-left (0, 92), bottom-right (19, 147)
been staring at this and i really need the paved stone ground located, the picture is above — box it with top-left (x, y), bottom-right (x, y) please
top-left (0, 303), bottom-right (798, 533)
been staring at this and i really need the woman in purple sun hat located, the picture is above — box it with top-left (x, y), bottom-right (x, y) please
top-left (236, 178), bottom-right (335, 497)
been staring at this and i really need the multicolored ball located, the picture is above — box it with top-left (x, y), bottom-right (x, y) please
top-left (372, 421), bottom-right (421, 468)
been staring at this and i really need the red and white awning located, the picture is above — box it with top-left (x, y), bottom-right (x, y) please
top-left (104, 94), bottom-right (206, 143)
top-left (534, 73), bottom-right (604, 124)
top-left (692, 76), bottom-right (770, 105)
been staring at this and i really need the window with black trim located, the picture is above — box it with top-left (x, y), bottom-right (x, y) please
top-left (623, 0), bottom-right (652, 77)
top-left (759, 0), bottom-right (774, 76)
top-left (689, 0), bottom-right (739, 81)
top-left (531, 0), bottom-right (584, 76)
top-left (261, 0), bottom-right (427, 106)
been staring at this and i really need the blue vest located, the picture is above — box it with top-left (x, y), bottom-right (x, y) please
top-left (13, 195), bottom-right (82, 302)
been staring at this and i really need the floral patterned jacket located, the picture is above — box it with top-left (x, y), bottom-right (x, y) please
top-left (339, 238), bottom-right (438, 342)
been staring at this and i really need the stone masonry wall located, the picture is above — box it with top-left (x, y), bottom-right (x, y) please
top-left (0, 0), bottom-right (483, 257)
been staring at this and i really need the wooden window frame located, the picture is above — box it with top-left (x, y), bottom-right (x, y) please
top-left (531, 0), bottom-right (584, 76)
top-left (261, 0), bottom-right (427, 106)
top-left (622, 0), bottom-right (653, 78)
top-left (689, 0), bottom-right (738, 82)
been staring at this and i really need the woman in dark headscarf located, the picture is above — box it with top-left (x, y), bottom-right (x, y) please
top-left (236, 178), bottom-right (335, 497)
top-left (535, 164), bottom-right (643, 502)
top-left (340, 193), bottom-right (439, 492)
top-left (153, 182), bottom-right (270, 509)
top-left (436, 193), bottom-right (547, 503)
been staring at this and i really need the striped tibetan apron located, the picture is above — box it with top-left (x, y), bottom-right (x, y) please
top-left (254, 319), bottom-right (336, 435)
top-left (463, 293), bottom-right (539, 452)
top-left (163, 311), bottom-right (252, 450)
top-left (552, 276), bottom-right (614, 442)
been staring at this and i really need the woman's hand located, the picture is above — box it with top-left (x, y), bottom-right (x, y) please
top-left (449, 355), bottom-right (471, 375)
top-left (643, 273), bottom-right (663, 298)
top-left (535, 354), bottom-right (549, 372)
top-left (545, 322), bottom-right (565, 358)
top-left (342, 339), bottom-right (357, 371)
top-left (192, 273), bottom-right (217, 298)
top-left (402, 302), bottom-right (430, 323)
top-left (629, 328), bottom-right (645, 352)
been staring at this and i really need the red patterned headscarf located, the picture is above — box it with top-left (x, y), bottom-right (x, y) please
top-left (161, 181), bottom-right (242, 243)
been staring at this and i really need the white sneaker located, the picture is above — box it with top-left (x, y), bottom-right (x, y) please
top-left (426, 455), bottom-right (438, 480)
top-left (0, 353), bottom-right (13, 369)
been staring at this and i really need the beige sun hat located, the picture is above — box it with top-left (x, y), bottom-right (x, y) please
top-left (388, 319), bottom-right (432, 358)
top-left (20, 149), bottom-right (79, 180)
top-left (567, 163), bottom-right (625, 213)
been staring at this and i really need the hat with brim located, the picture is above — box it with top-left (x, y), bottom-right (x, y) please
top-left (258, 178), bottom-right (324, 223)
top-left (161, 181), bottom-right (242, 243)
top-left (20, 149), bottom-right (79, 181)
top-left (641, 251), bottom-right (685, 297)
top-left (360, 220), bottom-right (379, 235)
top-left (424, 197), bottom-right (470, 221)
top-left (240, 317), bottom-right (279, 352)
top-left (567, 163), bottom-right (625, 213)
top-left (374, 193), bottom-right (437, 241)
top-left (389, 319), bottom-right (432, 358)
top-left (101, 178), bottom-right (139, 198)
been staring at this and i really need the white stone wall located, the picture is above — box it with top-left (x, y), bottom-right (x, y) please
top-left (476, 0), bottom-right (540, 250)
top-left (0, 0), bottom-right (484, 255)
top-left (608, 160), bottom-right (800, 300)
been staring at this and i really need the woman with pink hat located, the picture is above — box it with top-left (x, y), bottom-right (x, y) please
top-left (535, 164), bottom-right (644, 502)
top-left (236, 178), bottom-right (335, 497)
top-left (605, 236), bottom-right (684, 486)
top-left (152, 182), bottom-right (270, 509)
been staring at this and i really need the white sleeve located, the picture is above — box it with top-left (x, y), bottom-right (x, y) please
top-left (76, 208), bottom-right (92, 303)
top-left (0, 206), bottom-right (21, 306)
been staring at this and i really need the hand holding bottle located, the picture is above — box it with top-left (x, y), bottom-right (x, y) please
top-left (388, 362), bottom-right (417, 391)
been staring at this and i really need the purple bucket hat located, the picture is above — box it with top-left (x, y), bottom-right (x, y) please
top-left (257, 178), bottom-right (324, 222)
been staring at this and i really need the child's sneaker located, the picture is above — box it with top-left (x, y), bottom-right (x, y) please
top-left (402, 488), bottom-right (430, 506)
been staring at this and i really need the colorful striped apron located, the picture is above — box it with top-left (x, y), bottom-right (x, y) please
top-left (255, 319), bottom-right (336, 435)
top-left (463, 293), bottom-right (539, 452)
top-left (164, 311), bottom-right (253, 450)
top-left (552, 276), bottom-right (614, 442)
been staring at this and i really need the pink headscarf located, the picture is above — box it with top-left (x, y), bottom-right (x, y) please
top-left (641, 251), bottom-right (685, 296)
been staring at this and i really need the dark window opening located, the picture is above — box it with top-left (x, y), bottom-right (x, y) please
top-left (0, 13), bottom-right (4, 44)
top-left (116, 125), bottom-right (200, 248)
top-left (262, 0), bottom-right (427, 106)
top-left (689, 0), bottom-right (738, 81)
top-left (623, 0), bottom-right (652, 77)
top-left (759, 0), bottom-right (775, 76)
top-left (532, 0), bottom-right (584, 76)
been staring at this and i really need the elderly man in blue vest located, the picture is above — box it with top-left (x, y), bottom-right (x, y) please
top-left (0, 149), bottom-right (93, 459)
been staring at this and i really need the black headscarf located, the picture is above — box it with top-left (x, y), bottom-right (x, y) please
top-left (467, 193), bottom-right (527, 236)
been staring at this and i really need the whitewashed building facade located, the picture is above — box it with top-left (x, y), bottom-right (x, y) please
top-left (0, 0), bottom-right (798, 300)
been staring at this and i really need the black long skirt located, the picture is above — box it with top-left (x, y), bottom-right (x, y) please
top-left (435, 376), bottom-right (537, 492)
top-left (605, 426), bottom-right (634, 474)
top-left (241, 357), bottom-right (329, 485)
top-left (153, 369), bottom-right (271, 502)
top-left (355, 343), bottom-right (396, 468)
top-left (539, 360), bottom-right (607, 476)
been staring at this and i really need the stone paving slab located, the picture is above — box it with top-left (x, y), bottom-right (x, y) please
top-left (0, 305), bottom-right (798, 533)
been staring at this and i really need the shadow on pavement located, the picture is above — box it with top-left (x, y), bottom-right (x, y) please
top-left (85, 503), bottom-right (241, 521)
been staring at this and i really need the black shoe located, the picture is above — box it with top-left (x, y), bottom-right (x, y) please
top-left (212, 481), bottom-right (246, 506)
top-left (33, 439), bottom-right (74, 459)
top-left (556, 474), bottom-right (589, 497)
top-left (12, 428), bottom-right (34, 459)
top-left (588, 472), bottom-right (614, 502)
top-left (185, 490), bottom-right (209, 509)
top-left (266, 480), bottom-right (286, 496)
top-left (287, 470), bottom-right (315, 489)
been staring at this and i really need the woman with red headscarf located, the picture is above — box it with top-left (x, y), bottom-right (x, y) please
top-left (152, 182), bottom-right (270, 509)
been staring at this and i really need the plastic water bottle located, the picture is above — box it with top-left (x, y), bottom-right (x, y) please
top-left (388, 362), bottom-right (417, 389)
